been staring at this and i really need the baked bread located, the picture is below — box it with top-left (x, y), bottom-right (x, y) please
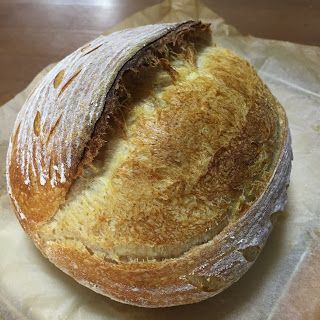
top-left (6, 21), bottom-right (292, 307)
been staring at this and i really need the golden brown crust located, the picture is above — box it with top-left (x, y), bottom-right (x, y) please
top-left (37, 47), bottom-right (288, 263)
top-left (6, 21), bottom-right (292, 307)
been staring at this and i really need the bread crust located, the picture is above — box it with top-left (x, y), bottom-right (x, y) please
top-left (6, 20), bottom-right (292, 307)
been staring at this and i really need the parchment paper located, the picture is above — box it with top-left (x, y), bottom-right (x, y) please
top-left (0, 1), bottom-right (319, 319)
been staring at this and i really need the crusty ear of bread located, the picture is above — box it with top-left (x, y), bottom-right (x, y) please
top-left (7, 20), bottom-right (292, 307)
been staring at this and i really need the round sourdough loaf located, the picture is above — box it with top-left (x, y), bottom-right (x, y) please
top-left (6, 21), bottom-right (292, 307)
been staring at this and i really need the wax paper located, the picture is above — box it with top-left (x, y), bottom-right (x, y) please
top-left (0, 0), bottom-right (319, 319)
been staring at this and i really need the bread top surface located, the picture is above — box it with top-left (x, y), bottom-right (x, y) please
top-left (7, 21), bottom-right (287, 262)
top-left (40, 47), bottom-right (285, 261)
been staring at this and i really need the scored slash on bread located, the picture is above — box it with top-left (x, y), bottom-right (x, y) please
top-left (6, 21), bottom-right (292, 307)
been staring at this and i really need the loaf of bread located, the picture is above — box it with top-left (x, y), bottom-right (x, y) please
top-left (6, 21), bottom-right (292, 307)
